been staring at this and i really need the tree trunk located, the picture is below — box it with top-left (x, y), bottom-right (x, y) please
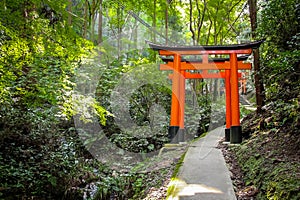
top-left (165, 0), bottom-right (169, 44)
top-left (134, 18), bottom-right (138, 49)
top-left (248, 0), bottom-right (265, 113)
top-left (117, 3), bottom-right (122, 60)
top-left (253, 48), bottom-right (265, 112)
top-left (83, 0), bottom-right (88, 39)
top-left (213, 79), bottom-right (218, 101)
top-left (195, 0), bottom-right (207, 44)
top-left (97, 0), bottom-right (103, 44)
top-left (68, 0), bottom-right (72, 25)
top-left (206, 15), bottom-right (213, 45)
top-left (189, 0), bottom-right (196, 45)
top-left (90, 0), bottom-right (96, 43)
top-left (153, 0), bottom-right (157, 42)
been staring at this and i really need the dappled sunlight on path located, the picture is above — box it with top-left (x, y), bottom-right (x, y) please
top-left (167, 178), bottom-right (223, 199)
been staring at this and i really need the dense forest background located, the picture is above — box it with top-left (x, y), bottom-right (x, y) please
top-left (0, 0), bottom-right (299, 199)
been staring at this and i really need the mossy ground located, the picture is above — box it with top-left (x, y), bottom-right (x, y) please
top-left (229, 108), bottom-right (300, 200)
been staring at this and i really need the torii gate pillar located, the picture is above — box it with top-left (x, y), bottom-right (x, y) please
top-left (225, 69), bottom-right (231, 142)
top-left (230, 53), bottom-right (242, 143)
top-left (168, 54), bottom-right (186, 143)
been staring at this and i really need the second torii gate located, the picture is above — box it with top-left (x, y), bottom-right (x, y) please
top-left (149, 41), bottom-right (263, 144)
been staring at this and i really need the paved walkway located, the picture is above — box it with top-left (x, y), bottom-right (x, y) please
top-left (167, 127), bottom-right (236, 200)
top-left (240, 94), bottom-right (256, 111)
top-left (239, 94), bottom-right (250, 105)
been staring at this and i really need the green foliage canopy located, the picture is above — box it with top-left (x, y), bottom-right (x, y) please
top-left (258, 0), bottom-right (300, 101)
top-left (0, 0), bottom-right (94, 115)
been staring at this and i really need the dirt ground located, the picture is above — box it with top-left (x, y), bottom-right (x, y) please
top-left (218, 140), bottom-right (258, 200)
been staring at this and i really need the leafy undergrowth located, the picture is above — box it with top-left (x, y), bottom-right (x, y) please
top-left (230, 98), bottom-right (300, 200)
top-left (0, 122), bottom-right (180, 200)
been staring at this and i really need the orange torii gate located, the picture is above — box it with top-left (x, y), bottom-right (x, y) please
top-left (149, 41), bottom-right (263, 144)
top-left (168, 69), bottom-right (243, 142)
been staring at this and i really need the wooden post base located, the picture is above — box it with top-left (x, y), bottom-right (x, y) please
top-left (168, 126), bottom-right (185, 143)
top-left (225, 128), bottom-right (230, 142)
top-left (230, 126), bottom-right (242, 144)
top-left (168, 126), bottom-right (179, 143)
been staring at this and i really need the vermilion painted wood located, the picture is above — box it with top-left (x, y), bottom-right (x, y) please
top-left (225, 70), bottom-right (232, 129)
top-left (230, 53), bottom-right (240, 126)
top-left (160, 62), bottom-right (252, 70)
top-left (170, 54), bottom-right (181, 127)
top-left (167, 70), bottom-right (240, 131)
top-left (179, 70), bottom-right (185, 129)
top-left (161, 54), bottom-right (246, 129)
top-left (168, 72), bottom-right (242, 79)
top-left (240, 77), bottom-right (247, 94)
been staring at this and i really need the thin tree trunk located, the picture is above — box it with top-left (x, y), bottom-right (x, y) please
top-left (68, 0), bottom-right (72, 25)
top-left (83, 0), bottom-right (88, 38)
top-left (134, 18), bottom-right (138, 49)
top-left (98, 0), bottom-right (103, 44)
top-left (117, 3), bottom-right (122, 60)
top-left (205, 82), bottom-right (209, 102)
top-left (248, 0), bottom-right (265, 113)
top-left (206, 14), bottom-right (213, 45)
top-left (90, 0), bottom-right (99, 43)
top-left (189, 0), bottom-right (196, 45)
top-left (153, 0), bottom-right (157, 42)
top-left (165, 0), bottom-right (169, 44)
top-left (195, 0), bottom-right (207, 44)
top-left (213, 79), bottom-right (218, 101)
top-left (213, 2), bottom-right (220, 45)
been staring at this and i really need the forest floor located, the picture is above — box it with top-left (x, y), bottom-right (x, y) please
top-left (218, 140), bottom-right (259, 200)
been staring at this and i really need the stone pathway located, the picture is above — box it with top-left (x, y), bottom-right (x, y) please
top-left (240, 95), bottom-right (256, 111)
top-left (167, 127), bottom-right (236, 200)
